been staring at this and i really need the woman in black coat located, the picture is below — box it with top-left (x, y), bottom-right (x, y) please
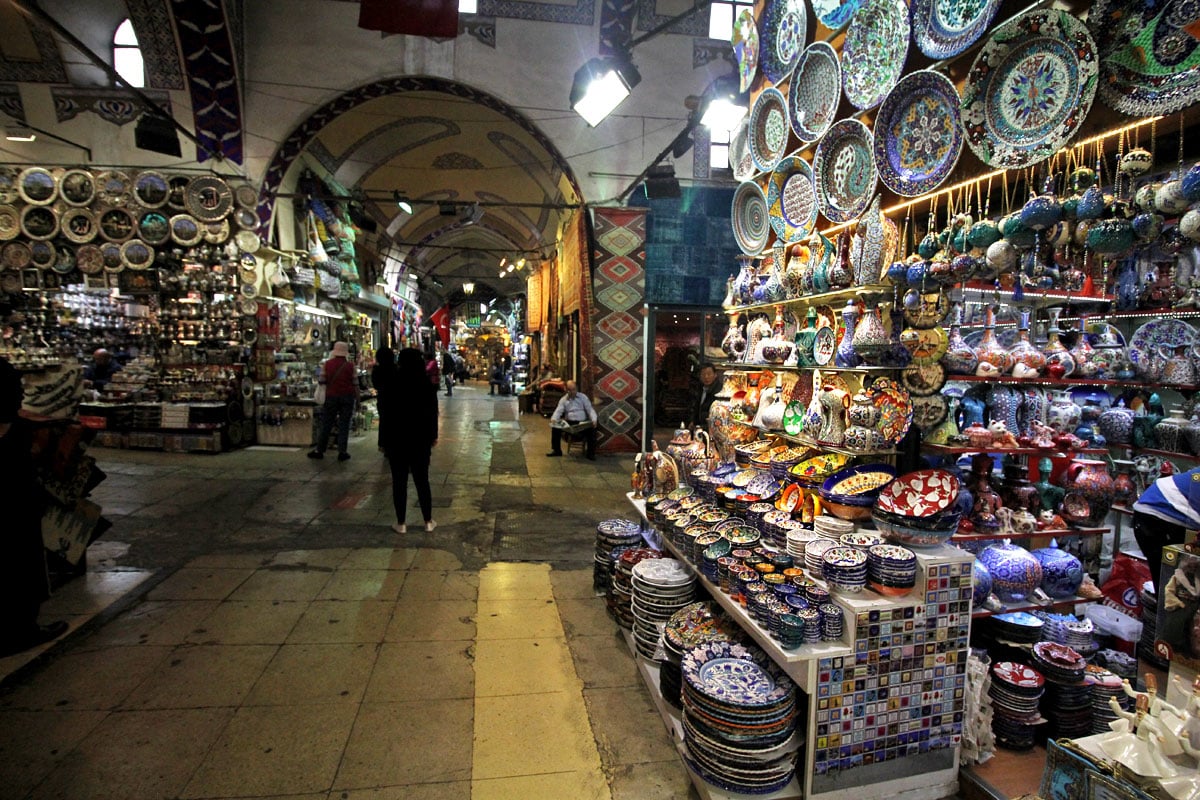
top-left (379, 348), bottom-right (438, 533)
top-left (371, 346), bottom-right (395, 453)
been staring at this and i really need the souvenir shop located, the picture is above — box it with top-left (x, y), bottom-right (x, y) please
top-left (592, 0), bottom-right (1200, 798)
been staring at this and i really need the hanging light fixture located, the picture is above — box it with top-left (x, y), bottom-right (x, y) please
top-left (569, 56), bottom-right (641, 127)
top-left (462, 281), bottom-right (475, 295)
top-left (392, 191), bottom-right (413, 214)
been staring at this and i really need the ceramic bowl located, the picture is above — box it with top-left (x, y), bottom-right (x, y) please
top-left (820, 463), bottom-right (897, 503)
top-left (871, 510), bottom-right (961, 547)
top-left (819, 499), bottom-right (874, 522)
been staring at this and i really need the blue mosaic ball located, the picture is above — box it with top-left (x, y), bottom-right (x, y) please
top-left (971, 559), bottom-right (992, 607)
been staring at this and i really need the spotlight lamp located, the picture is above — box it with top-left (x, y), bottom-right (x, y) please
top-left (392, 191), bottom-right (413, 215)
top-left (570, 56), bottom-right (641, 127)
top-left (462, 281), bottom-right (475, 295)
top-left (4, 125), bottom-right (36, 142)
top-left (700, 95), bottom-right (748, 134)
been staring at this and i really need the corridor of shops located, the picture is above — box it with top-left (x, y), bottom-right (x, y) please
top-left (0, 382), bottom-right (695, 800)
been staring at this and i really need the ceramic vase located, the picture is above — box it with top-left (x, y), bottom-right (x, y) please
top-left (988, 386), bottom-right (1022, 437)
top-left (974, 304), bottom-right (1013, 375)
top-left (1008, 309), bottom-right (1046, 375)
top-left (794, 307), bottom-right (818, 368)
top-left (816, 384), bottom-right (849, 445)
top-left (1000, 461), bottom-right (1041, 515)
top-left (942, 304), bottom-right (979, 375)
top-left (733, 255), bottom-right (756, 305)
top-left (1185, 416), bottom-right (1200, 456)
top-left (971, 559), bottom-right (993, 607)
top-left (978, 541), bottom-right (1043, 602)
top-left (1111, 460), bottom-right (1137, 507)
top-left (721, 313), bottom-right (746, 359)
top-left (1098, 400), bottom-right (1135, 445)
top-left (827, 234), bottom-right (853, 289)
top-left (1043, 308), bottom-right (1076, 378)
top-left (1060, 457), bottom-right (1115, 527)
top-left (1155, 409), bottom-right (1190, 453)
top-left (968, 453), bottom-right (1003, 533)
top-left (1069, 317), bottom-right (1097, 377)
top-left (1047, 391), bottom-right (1082, 434)
top-left (1032, 540), bottom-right (1084, 599)
top-left (852, 303), bottom-right (892, 366)
top-left (835, 300), bottom-right (861, 368)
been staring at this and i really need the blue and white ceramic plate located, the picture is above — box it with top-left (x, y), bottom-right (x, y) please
top-left (766, 155), bottom-right (819, 242)
top-left (758, 0), bottom-right (807, 85)
top-left (873, 70), bottom-right (963, 197)
top-left (1088, 0), bottom-right (1200, 116)
top-left (813, 119), bottom-right (877, 223)
top-left (788, 42), bottom-right (840, 143)
top-left (749, 87), bottom-right (790, 172)
top-left (681, 640), bottom-right (795, 706)
top-left (731, 180), bottom-right (771, 255)
top-left (841, 0), bottom-right (910, 110)
top-left (911, 0), bottom-right (1003, 59)
top-left (812, 0), bottom-right (868, 30)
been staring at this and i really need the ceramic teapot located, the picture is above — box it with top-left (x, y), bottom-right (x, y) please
top-left (680, 430), bottom-right (719, 478)
top-left (997, 506), bottom-right (1038, 536)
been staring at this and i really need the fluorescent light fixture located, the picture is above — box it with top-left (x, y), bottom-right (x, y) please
top-left (392, 191), bottom-right (413, 215)
top-left (700, 97), bottom-right (747, 133)
top-left (5, 125), bottom-right (35, 142)
top-left (516, 258), bottom-right (526, 269)
top-left (459, 0), bottom-right (477, 12)
top-left (294, 303), bottom-right (341, 319)
top-left (462, 281), bottom-right (475, 295)
top-left (570, 57), bottom-right (641, 127)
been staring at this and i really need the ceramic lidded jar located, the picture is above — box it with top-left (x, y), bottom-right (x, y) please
top-left (1098, 399), bottom-right (1135, 445)
top-left (971, 559), bottom-right (993, 607)
top-left (978, 541), bottom-right (1043, 602)
top-left (1032, 539), bottom-right (1084, 599)
top-left (1155, 409), bottom-right (1191, 453)
top-left (852, 303), bottom-right (892, 366)
top-left (1047, 391), bottom-right (1082, 434)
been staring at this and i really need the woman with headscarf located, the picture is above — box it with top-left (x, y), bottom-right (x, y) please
top-left (379, 348), bottom-right (439, 533)
top-left (371, 346), bottom-right (396, 454)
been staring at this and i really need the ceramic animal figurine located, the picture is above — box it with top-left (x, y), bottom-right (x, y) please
top-left (988, 420), bottom-right (1020, 449)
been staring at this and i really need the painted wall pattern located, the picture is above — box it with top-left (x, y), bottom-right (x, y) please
top-left (169, 0), bottom-right (244, 163)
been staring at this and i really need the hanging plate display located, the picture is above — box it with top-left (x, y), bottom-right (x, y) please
top-left (758, 0), bottom-right (807, 85)
top-left (788, 42), bottom-right (840, 143)
top-left (234, 207), bottom-right (257, 230)
top-left (842, 0), bottom-right (909, 110)
top-left (95, 170), bottom-right (131, 206)
top-left (0, 205), bottom-right (18, 241)
top-left (20, 205), bottom-right (59, 240)
top-left (17, 167), bottom-right (57, 205)
top-left (2, 241), bottom-right (32, 270)
top-left (731, 179), bottom-right (771, 255)
top-left (960, 9), bottom-right (1098, 169)
top-left (51, 244), bottom-right (75, 275)
top-left (812, 0), bottom-right (867, 30)
top-left (76, 244), bottom-right (103, 275)
top-left (29, 241), bottom-right (54, 270)
top-left (766, 155), bottom-right (819, 242)
top-left (240, 297), bottom-right (259, 315)
top-left (169, 214), bottom-right (202, 246)
top-left (60, 169), bottom-right (97, 207)
top-left (1087, 0), bottom-right (1200, 116)
top-left (900, 361), bottom-right (946, 396)
top-left (133, 171), bottom-right (171, 208)
top-left (911, 0), bottom-right (1002, 59)
top-left (872, 70), bottom-right (964, 197)
top-left (911, 394), bottom-right (949, 432)
top-left (60, 208), bottom-right (97, 244)
top-left (234, 183), bottom-right (258, 210)
top-left (120, 240), bottom-right (155, 270)
top-left (732, 8), bottom-right (760, 93)
top-left (1128, 318), bottom-right (1195, 377)
top-left (167, 176), bottom-right (191, 211)
top-left (138, 211), bottom-right (171, 246)
top-left (0, 272), bottom-right (19, 294)
top-left (749, 87), bottom-right (790, 173)
top-left (813, 119), bottom-right (877, 223)
top-left (730, 118), bottom-right (756, 181)
top-left (235, 229), bottom-right (261, 253)
top-left (202, 219), bottom-right (231, 244)
top-left (186, 176), bottom-right (234, 222)
top-left (98, 207), bottom-right (136, 243)
top-left (0, 167), bottom-right (17, 204)
top-left (100, 242), bottom-right (124, 273)
top-left (870, 377), bottom-right (914, 445)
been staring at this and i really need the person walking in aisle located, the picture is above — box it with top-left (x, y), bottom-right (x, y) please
top-left (371, 346), bottom-right (395, 454)
top-left (379, 347), bottom-right (439, 533)
top-left (546, 379), bottom-right (598, 460)
top-left (308, 341), bottom-right (359, 461)
top-left (441, 348), bottom-right (455, 397)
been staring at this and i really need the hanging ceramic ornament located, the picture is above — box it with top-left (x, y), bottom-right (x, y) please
top-left (1119, 148), bottom-right (1153, 177)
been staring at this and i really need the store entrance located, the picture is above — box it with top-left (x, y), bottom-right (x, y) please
top-left (642, 306), bottom-right (727, 447)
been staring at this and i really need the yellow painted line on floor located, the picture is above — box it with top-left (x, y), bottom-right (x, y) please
top-left (472, 562), bottom-right (611, 800)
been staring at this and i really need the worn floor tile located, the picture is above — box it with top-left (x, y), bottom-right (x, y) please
top-left (335, 699), bottom-right (473, 789)
top-left (335, 786), bottom-right (471, 800)
top-left (398, 570), bottom-right (480, 601)
top-left (408, 548), bottom-right (464, 571)
top-left (42, 570), bottom-right (154, 615)
top-left (473, 690), bottom-right (603, 780)
top-left (607, 760), bottom-right (698, 800)
top-left (0, 709), bottom-right (109, 799)
top-left (246, 643), bottom-right (378, 705)
top-left (471, 770), bottom-right (611, 800)
top-left (0, 645), bottom-right (172, 711)
top-left (317, 568), bottom-right (407, 601)
top-left (286, 599), bottom-right (395, 644)
top-left (478, 563), bottom-right (553, 602)
top-left (385, 600), bottom-right (476, 641)
top-left (122, 644), bottom-right (277, 708)
top-left (475, 599), bottom-right (563, 640)
top-left (564, 633), bottom-right (638, 689)
top-left (473, 638), bottom-right (578, 697)
top-left (146, 568), bottom-right (255, 601)
top-left (557, 598), bottom-right (620, 638)
top-left (340, 547), bottom-right (418, 571)
top-left (364, 641), bottom-right (474, 702)
top-left (185, 600), bottom-right (307, 645)
top-left (584, 686), bottom-right (679, 765)
top-left (227, 568), bottom-right (334, 603)
top-left (549, 567), bottom-right (603, 600)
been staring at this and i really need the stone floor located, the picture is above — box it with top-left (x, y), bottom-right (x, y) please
top-left (0, 382), bottom-right (699, 800)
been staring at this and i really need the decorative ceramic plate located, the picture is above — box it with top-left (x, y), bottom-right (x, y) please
top-left (0, 168), bottom-right (17, 204)
top-left (824, 463), bottom-right (896, 496)
top-left (234, 183), bottom-right (258, 210)
top-left (1128, 318), bottom-right (1195, 376)
top-left (187, 175), bottom-right (234, 221)
top-left (1085, 321), bottom-right (1126, 348)
top-left (788, 43), bottom-right (841, 143)
top-left (138, 211), bottom-right (171, 246)
top-left (0, 271), bottom-right (20, 293)
top-left (120, 240), bottom-right (154, 270)
top-left (0, 205), bottom-right (17, 241)
top-left (731, 180), bottom-right (771, 255)
top-left (240, 297), bottom-right (259, 315)
top-left (59, 169), bottom-right (96, 207)
top-left (873, 70), bottom-right (964, 197)
top-left (758, 0), bottom-right (807, 85)
top-left (730, 118), bottom-right (756, 181)
top-left (901, 361), bottom-right (946, 396)
top-left (875, 468), bottom-right (960, 517)
top-left (235, 229), bottom-right (261, 253)
top-left (2, 241), bottom-right (31, 269)
top-left (869, 376), bottom-right (913, 445)
top-left (76, 244), bottom-right (103, 275)
top-left (61, 208), bottom-right (97, 244)
top-left (633, 557), bottom-right (693, 585)
top-left (749, 88), bottom-right (790, 173)
top-left (20, 205), bottom-right (58, 240)
top-left (202, 219), bottom-right (231, 244)
top-left (100, 242), bottom-right (124, 272)
top-left (170, 214), bottom-right (202, 246)
top-left (812, 0), bottom-right (868, 30)
top-left (51, 244), bottom-right (74, 275)
top-left (98, 207), bottom-right (136, 243)
top-left (733, 8), bottom-right (760, 93)
top-left (841, 0), bottom-right (909, 110)
top-left (782, 400), bottom-right (805, 435)
top-left (167, 176), bottom-right (191, 211)
top-left (17, 167), bottom-right (57, 205)
top-left (234, 207), bottom-right (257, 230)
top-left (993, 661), bottom-right (1045, 688)
top-left (901, 325), bottom-right (949, 364)
top-left (911, 393), bottom-right (949, 431)
top-left (133, 171), bottom-right (170, 208)
top-left (813, 119), bottom-right (877, 223)
top-left (681, 640), bottom-right (794, 706)
top-left (765, 156), bottom-right (819, 243)
top-left (813, 326), bottom-right (836, 365)
top-left (911, 0), bottom-right (1003, 58)
top-left (1088, 0), bottom-right (1200, 116)
top-left (95, 170), bottom-right (131, 206)
top-left (960, 9), bottom-right (1098, 169)
top-left (29, 241), bottom-right (54, 269)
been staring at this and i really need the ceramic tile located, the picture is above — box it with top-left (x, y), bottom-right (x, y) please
top-left (408, 548), bottom-right (464, 571)
top-left (335, 699), bottom-right (473, 788)
top-left (286, 600), bottom-right (395, 644)
top-left (364, 641), bottom-right (474, 702)
top-left (472, 691), bottom-right (603, 780)
top-left (0, 645), bottom-right (171, 711)
top-left (122, 644), bottom-right (277, 708)
top-left (333, 784), bottom-right (470, 800)
top-left (246, 643), bottom-right (378, 705)
top-left (476, 599), bottom-right (564, 640)
top-left (384, 600), bottom-right (476, 642)
top-left (27, 707), bottom-right (234, 800)
top-left (184, 553), bottom-right (270, 569)
top-left (563, 634), bottom-right (638, 689)
top-left (227, 568), bottom-right (334, 603)
top-left (185, 600), bottom-right (307, 645)
top-left (147, 567), bottom-right (255, 601)
top-left (398, 570), bottom-right (480, 601)
top-left (317, 568), bottom-right (407, 601)
top-left (41, 570), bottom-right (154, 614)
top-left (266, 548), bottom-right (351, 568)
top-left (339, 547), bottom-right (418, 571)
top-left (584, 687), bottom-right (679, 765)
top-left (607, 760), bottom-right (695, 800)
top-left (471, 771), bottom-right (611, 800)
top-left (473, 638), bottom-right (579, 697)
top-left (76, 600), bottom-right (220, 649)
top-left (478, 563), bottom-right (553, 601)
top-left (181, 703), bottom-right (358, 798)
top-left (0, 709), bottom-right (108, 799)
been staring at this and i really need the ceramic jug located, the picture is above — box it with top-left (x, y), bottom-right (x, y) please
top-left (1098, 400), bottom-right (1136, 445)
top-left (942, 304), bottom-right (979, 375)
top-left (732, 255), bottom-right (756, 305)
top-left (1048, 391), bottom-right (1082, 434)
top-left (852, 303), bottom-right (892, 366)
top-left (974, 304), bottom-right (1012, 375)
top-left (816, 383), bottom-right (850, 445)
top-left (794, 308), bottom-right (819, 367)
top-left (1060, 457), bottom-right (1115, 527)
top-left (835, 300), bottom-right (861, 368)
top-left (721, 313), bottom-right (747, 359)
top-left (827, 233), bottom-right (854, 289)
top-left (1159, 345), bottom-right (1196, 386)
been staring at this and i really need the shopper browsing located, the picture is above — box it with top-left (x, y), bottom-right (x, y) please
top-left (308, 341), bottom-right (359, 462)
top-left (1132, 466), bottom-right (1200, 586)
top-left (546, 379), bottom-right (598, 460)
top-left (83, 348), bottom-right (121, 391)
top-left (379, 348), bottom-right (439, 533)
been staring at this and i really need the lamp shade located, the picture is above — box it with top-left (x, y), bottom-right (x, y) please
top-left (570, 57), bottom-right (641, 127)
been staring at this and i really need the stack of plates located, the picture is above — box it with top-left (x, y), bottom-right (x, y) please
top-left (814, 515), bottom-right (855, 540)
top-left (1031, 641), bottom-right (1087, 684)
top-left (818, 602), bottom-right (844, 641)
top-left (1093, 648), bottom-right (1138, 681)
top-left (805, 539), bottom-right (836, 573)
top-left (778, 612), bottom-right (806, 649)
top-left (840, 531), bottom-right (886, 551)
top-left (747, 502), bottom-right (776, 534)
top-left (1085, 665), bottom-right (1128, 734)
top-left (680, 641), bottom-right (801, 794)
top-left (786, 527), bottom-right (815, 561)
top-left (867, 543), bottom-right (917, 595)
top-left (796, 607), bottom-right (822, 643)
top-left (822, 546), bottom-right (868, 593)
top-left (989, 661), bottom-right (1046, 750)
top-left (631, 558), bottom-right (696, 660)
top-left (805, 584), bottom-right (830, 606)
top-left (991, 611), bottom-right (1045, 644)
top-left (661, 602), bottom-right (741, 708)
top-left (701, 538), bottom-right (732, 583)
top-left (594, 518), bottom-right (644, 591)
top-left (1062, 618), bottom-right (1096, 655)
top-left (693, 530), bottom-right (724, 565)
top-left (1041, 678), bottom-right (1092, 739)
top-left (609, 547), bottom-right (663, 629)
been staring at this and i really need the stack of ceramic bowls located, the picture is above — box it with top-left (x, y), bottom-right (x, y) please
top-left (1085, 666), bottom-right (1128, 734)
top-left (989, 661), bottom-right (1046, 750)
top-left (746, 501), bottom-right (776, 533)
top-left (769, 448), bottom-right (807, 480)
top-left (841, 531), bottom-right (886, 551)
top-left (777, 613), bottom-right (806, 649)
top-left (680, 641), bottom-right (800, 794)
top-left (990, 611), bottom-right (1044, 644)
top-left (818, 603), bottom-right (844, 641)
top-left (608, 547), bottom-right (663, 629)
top-left (701, 537), bottom-right (732, 583)
top-left (871, 469), bottom-right (963, 547)
top-left (819, 463), bottom-right (897, 522)
top-left (760, 510), bottom-right (792, 547)
top-left (661, 602), bottom-right (740, 708)
top-left (805, 584), bottom-right (830, 606)
top-left (692, 530), bottom-right (723, 565)
top-left (724, 524), bottom-right (761, 554)
top-left (1031, 641), bottom-right (1086, 684)
top-left (821, 546), bottom-right (868, 593)
top-left (866, 544), bottom-right (918, 595)
top-left (786, 527), bottom-right (814, 562)
top-left (631, 558), bottom-right (696, 659)
top-left (594, 519), bottom-right (644, 591)
top-left (813, 515), bottom-right (855, 541)
top-left (1062, 618), bottom-right (1096, 655)
top-left (1093, 649), bottom-right (1137, 681)
top-left (805, 539), bottom-right (836, 573)
top-left (1032, 642), bottom-right (1090, 739)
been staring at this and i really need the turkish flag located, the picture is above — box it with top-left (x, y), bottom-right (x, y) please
top-left (358, 0), bottom-right (458, 38)
top-left (429, 304), bottom-right (451, 348)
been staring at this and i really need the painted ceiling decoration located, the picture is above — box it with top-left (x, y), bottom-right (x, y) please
top-left (53, 86), bottom-right (172, 126)
top-left (432, 151), bottom-right (485, 170)
top-left (0, 10), bottom-right (67, 83)
top-left (600, 0), bottom-right (638, 55)
top-left (168, 0), bottom-right (244, 163)
top-left (124, 0), bottom-right (186, 90)
top-left (0, 83), bottom-right (24, 122)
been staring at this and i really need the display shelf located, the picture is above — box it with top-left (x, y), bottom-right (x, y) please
top-left (777, 431), bottom-right (897, 457)
top-left (1058, 307), bottom-right (1200, 324)
top-left (1111, 446), bottom-right (1200, 462)
top-left (959, 282), bottom-right (1114, 307)
top-left (725, 285), bottom-right (894, 315)
top-left (952, 526), bottom-right (1109, 544)
top-left (715, 362), bottom-right (898, 374)
top-left (943, 374), bottom-right (1200, 392)
top-left (1111, 505), bottom-right (1134, 516)
top-left (971, 594), bottom-right (1093, 619)
top-left (921, 443), bottom-right (1107, 457)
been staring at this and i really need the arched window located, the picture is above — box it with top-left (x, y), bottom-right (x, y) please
top-left (113, 19), bottom-right (145, 88)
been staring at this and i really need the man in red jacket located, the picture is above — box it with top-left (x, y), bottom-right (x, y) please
top-left (308, 341), bottom-right (359, 461)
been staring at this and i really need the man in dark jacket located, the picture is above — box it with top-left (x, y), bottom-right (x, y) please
top-left (690, 363), bottom-right (720, 428)
top-left (441, 349), bottom-right (455, 396)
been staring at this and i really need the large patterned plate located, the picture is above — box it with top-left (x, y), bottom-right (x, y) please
top-left (766, 156), bottom-right (819, 242)
top-left (758, 0), bottom-right (807, 85)
top-left (873, 70), bottom-right (964, 197)
top-left (842, 0), bottom-right (909, 110)
top-left (875, 468), bottom-right (960, 517)
top-left (1128, 318), bottom-right (1196, 377)
top-left (681, 640), bottom-right (795, 706)
top-left (869, 377), bottom-right (913, 446)
top-left (749, 87), bottom-right (790, 173)
top-left (788, 42), bottom-right (841, 143)
top-left (911, 0), bottom-right (1003, 59)
top-left (960, 9), bottom-right (1098, 169)
top-left (812, 0), bottom-right (868, 30)
top-left (813, 119), bottom-right (877, 223)
top-left (1087, 0), bottom-right (1200, 116)
top-left (730, 118), bottom-right (756, 181)
top-left (732, 8), bottom-right (760, 93)
top-left (732, 179), bottom-right (771, 255)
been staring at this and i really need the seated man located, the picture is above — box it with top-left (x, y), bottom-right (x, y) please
top-left (547, 379), bottom-right (597, 460)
